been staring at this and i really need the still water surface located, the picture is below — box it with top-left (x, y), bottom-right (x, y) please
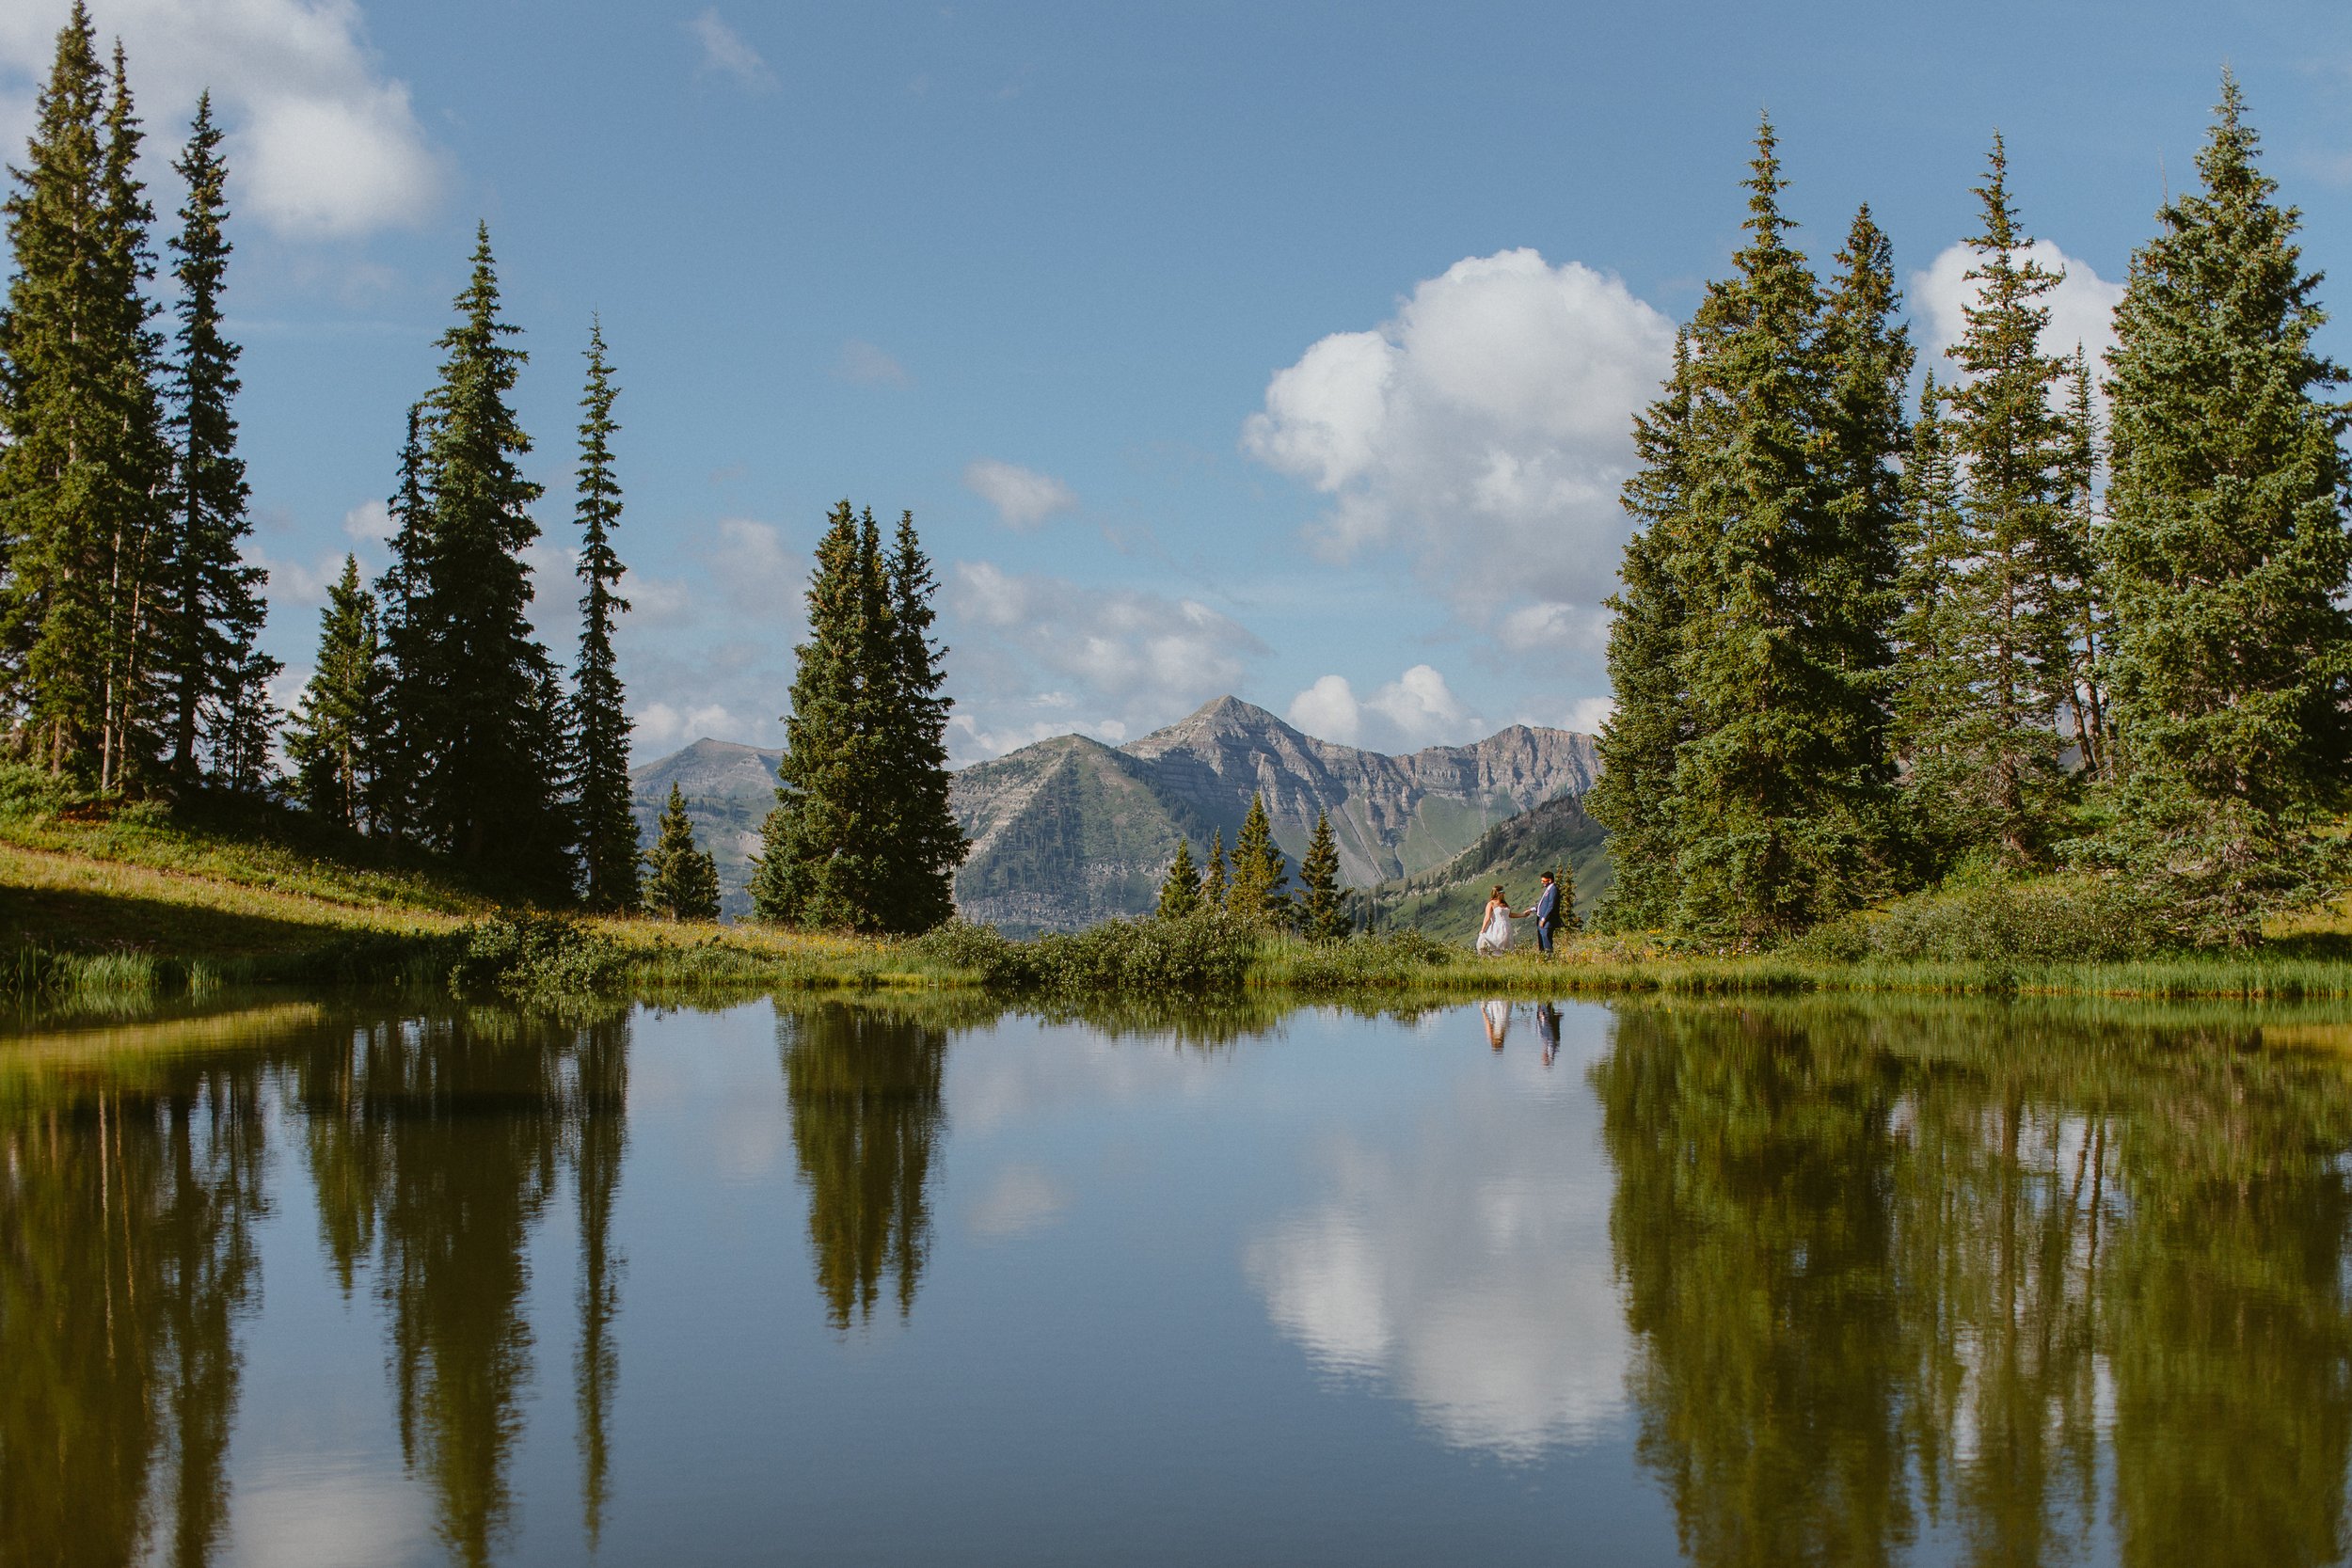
top-left (8, 993), bottom-right (2352, 1566)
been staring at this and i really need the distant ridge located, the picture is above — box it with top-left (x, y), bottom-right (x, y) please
top-left (947, 696), bottom-right (1598, 933)
top-left (628, 697), bottom-right (1602, 931)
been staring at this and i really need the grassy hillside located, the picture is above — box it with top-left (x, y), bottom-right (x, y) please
top-left (1366, 795), bottom-right (1611, 941)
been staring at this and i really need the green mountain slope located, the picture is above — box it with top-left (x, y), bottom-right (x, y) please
top-left (1366, 794), bottom-right (1613, 942)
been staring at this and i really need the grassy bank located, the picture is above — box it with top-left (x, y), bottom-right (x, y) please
top-left (8, 783), bottom-right (2352, 1012)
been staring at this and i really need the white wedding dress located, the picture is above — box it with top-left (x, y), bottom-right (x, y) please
top-left (1476, 904), bottom-right (1513, 955)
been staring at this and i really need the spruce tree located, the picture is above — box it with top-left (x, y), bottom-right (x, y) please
top-left (2101, 76), bottom-right (2352, 940)
top-left (644, 783), bottom-right (720, 921)
top-left (1891, 375), bottom-right (1976, 865)
top-left (1200, 829), bottom-right (1229, 911)
top-left (1156, 837), bottom-right (1200, 918)
top-left (1939, 136), bottom-right (2074, 865)
top-left (874, 510), bottom-right (967, 932)
top-left (0, 11), bottom-right (170, 786)
top-left (751, 503), bottom-right (965, 933)
top-left (1588, 332), bottom-right (1695, 930)
top-left (1295, 812), bottom-right (1346, 942)
top-left (1227, 793), bottom-right (1287, 923)
top-left (208, 639), bottom-right (280, 796)
top-left (405, 226), bottom-right (574, 897)
top-left (1666, 119), bottom-right (1899, 942)
top-left (2056, 346), bottom-right (2113, 780)
top-left (751, 502), bottom-right (885, 928)
top-left (285, 556), bottom-right (380, 829)
top-left (372, 404), bottom-right (430, 839)
top-left (160, 91), bottom-right (265, 786)
top-left (571, 319), bottom-right (638, 911)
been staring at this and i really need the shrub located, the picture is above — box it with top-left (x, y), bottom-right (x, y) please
top-left (449, 911), bottom-right (625, 1001)
top-left (1792, 874), bottom-right (2185, 965)
top-left (917, 911), bottom-right (1257, 996)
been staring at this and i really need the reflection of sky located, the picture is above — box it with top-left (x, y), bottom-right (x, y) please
top-left (1243, 1004), bottom-right (1630, 1458)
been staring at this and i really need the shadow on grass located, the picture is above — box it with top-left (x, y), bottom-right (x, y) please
top-left (0, 885), bottom-right (359, 958)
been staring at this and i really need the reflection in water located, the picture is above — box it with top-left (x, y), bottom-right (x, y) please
top-left (1598, 1002), bottom-right (2352, 1568)
top-left (780, 1003), bottom-right (949, 1328)
top-left (1248, 1010), bottom-right (1630, 1458)
top-left (0, 1034), bottom-right (272, 1568)
top-left (295, 1008), bottom-right (629, 1568)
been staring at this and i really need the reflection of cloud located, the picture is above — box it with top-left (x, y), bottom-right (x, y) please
top-left (232, 1452), bottom-right (428, 1568)
top-left (1245, 1010), bottom-right (1629, 1458)
top-left (965, 1163), bottom-right (1071, 1239)
top-left (945, 1020), bottom-right (1234, 1135)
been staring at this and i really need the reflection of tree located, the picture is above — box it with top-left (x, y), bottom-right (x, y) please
top-left (298, 1007), bottom-right (630, 1568)
top-left (1597, 1000), bottom-right (2352, 1568)
top-left (572, 1017), bottom-right (628, 1551)
top-left (780, 1003), bottom-right (948, 1327)
top-left (0, 1060), bottom-right (267, 1567)
top-left (1597, 1007), bottom-right (1914, 1566)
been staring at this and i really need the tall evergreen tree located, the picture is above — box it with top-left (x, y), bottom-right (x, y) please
top-left (1891, 375), bottom-right (1976, 863)
top-left (644, 783), bottom-right (720, 921)
top-left (1157, 837), bottom-right (1200, 918)
top-left (2101, 77), bottom-right (2352, 940)
top-left (0, 10), bottom-right (171, 786)
top-left (751, 502), bottom-right (887, 929)
top-left (1939, 136), bottom-right (2075, 864)
top-left (570, 319), bottom-right (637, 911)
top-left (2053, 344), bottom-right (2114, 780)
top-left (1589, 332), bottom-right (1696, 929)
top-left (751, 503), bottom-right (963, 934)
top-left (160, 91), bottom-right (265, 787)
top-left (1294, 812), bottom-right (1346, 942)
top-left (873, 511), bottom-right (967, 932)
top-left (284, 555), bottom-right (380, 829)
top-left (1665, 120), bottom-right (1899, 942)
top-left (1227, 793), bottom-right (1287, 923)
top-left (403, 226), bottom-right (574, 896)
top-left (208, 638), bottom-right (279, 796)
top-left (372, 403), bottom-right (431, 839)
top-left (1200, 829), bottom-right (1229, 911)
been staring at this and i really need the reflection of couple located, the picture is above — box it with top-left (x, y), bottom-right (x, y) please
top-left (1481, 1000), bottom-right (1563, 1065)
top-left (1476, 871), bottom-right (1565, 956)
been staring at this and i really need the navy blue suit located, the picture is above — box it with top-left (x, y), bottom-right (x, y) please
top-left (1533, 880), bottom-right (1560, 953)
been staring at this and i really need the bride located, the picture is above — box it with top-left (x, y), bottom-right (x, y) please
top-left (1475, 884), bottom-right (1516, 956)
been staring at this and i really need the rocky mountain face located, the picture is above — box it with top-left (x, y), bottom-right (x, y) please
top-left (628, 738), bottom-right (782, 919)
top-left (949, 695), bottom-right (1599, 932)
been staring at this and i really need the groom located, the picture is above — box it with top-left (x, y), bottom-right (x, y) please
top-left (1530, 870), bottom-right (1562, 955)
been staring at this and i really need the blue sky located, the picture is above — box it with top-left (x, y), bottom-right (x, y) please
top-left (6, 0), bottom-right (2351, 762)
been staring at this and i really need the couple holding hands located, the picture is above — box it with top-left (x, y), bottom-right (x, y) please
top-left (1476, 869), bottom-right (1564, 957)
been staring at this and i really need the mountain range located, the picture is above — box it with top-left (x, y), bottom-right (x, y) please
top-left (629, 696), bottom-right (1599, 930)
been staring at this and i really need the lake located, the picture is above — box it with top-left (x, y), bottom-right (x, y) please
top-left (8, 990), bottom-right (2352, 1566)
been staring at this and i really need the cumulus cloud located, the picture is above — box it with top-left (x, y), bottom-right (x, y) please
top-left (962, 458), bottom-right (1077, 531)
top-left (1913, 240), bottom-right (2125, 389)
top-left (342, 498), bottom-right (389, 544)
top-left (688, 8), bottom-right (774, 90)
top-left (0, 0), bottom-right (443, 239)
top-left (834, 338), bottom-right (910, 388)
top-left (945, 561), bottom-right (1265, 761)
top-left (1285, 665), bottom-right (1484, 752)
top-left (631, 700), bottom-right (750, 752)
top-left (1245, 248), bottom-right (1677, 632)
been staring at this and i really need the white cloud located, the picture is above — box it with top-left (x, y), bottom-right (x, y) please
top-left (1913, 240), bottom-right (2125, 388)
top-left (962, 458), bottom-right (1077, 531)
top-left (945, 561), bottom-right (1265, 761)
top-left (688, 8), bottom-right (774, 90)
top-left (707, 516), bottom-right (806, 619)
top-left (834, 338), bottom-right (909, 387)
top-left (0, 0), bottom-right (443, 239)
top-left (342, 498), bottom-right (389, 543)
top-left (617, 567), bottom-right (694, 627)
top-left (1285, 665), bottom-right (1485, 752)
top-left (631, 700), bottom-right (748, 752)
top-left (1245, 247), bottom-right (1677, 634)
top-left (964, 1164), bottom-right (1071, 1240)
